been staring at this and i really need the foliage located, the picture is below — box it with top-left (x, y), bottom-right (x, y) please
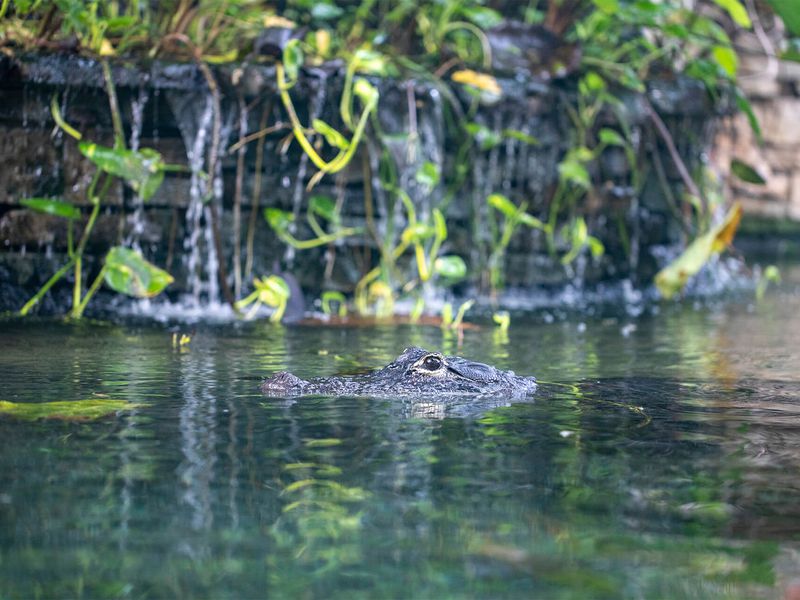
top-left (1, 0), bottom-right (769, 318)
top-left (755, 265), bottom-right (781, 302)
top-left (18, 65), bottom-right (174, 319)
top-left (655, 202), bottom-right (743, 299)
top-left (235, 274), bottom-right (291, 321)
top-left (103, 247), bottom-right (174, 298)
top-left (486, 193), bottom-right (549, 293)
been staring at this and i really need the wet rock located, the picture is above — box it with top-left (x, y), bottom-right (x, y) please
top-left (759, 97), bottom-right (800, 147)
top-left (648, 77), bottom-right (712, 116)
top-left (487, 22), bottom-right (580, 80)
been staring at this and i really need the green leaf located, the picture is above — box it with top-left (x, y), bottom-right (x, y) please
top-left (461, 6), bottom-right (504, 28)
top-left (573, 146), bottom-right (595, 162)
top-left (20, 198), bottom-right (81, 220)
top-left (434, 255), bottom-right (467, 280)
top-left (312, 119), bottom-right (350, 150)
top-left (558, 159), bottom-right (591, 188)
top-left (592, 0), bottom-right (620, 14)
top-left (663, 23), bottom-right (690, 39)
top-left (713, 0), bottom-right (752, 28)
top-left (581, 71), bottom-right (607, 92)
top-left (712, 45), bottom-right (738, 77)
top-left (655, 202), bottom-right (742, 299)
top-left (502, 128), bottom-right (539, 145)
top-left (493, 311), bottom-right (510, 331)
top-left (588, 236), bottom-right (605, 258)
top-left (415, 161), bottom-right (440, 189)
top-left (731, 159), bottom-right (766, 185)
top-left (519, 212), bottom-right (547, 230)
top-left (255, 275), bottom-right (291, 307)
top-left (311, 3), bottom-right (344, 20)
top-left (767, 0), bottom-right (800, 36)
top-left (264, 207), bottom-right (294, 232)
top-left (441, 303), bottom-right (453, 327)
top-left (0, 398), bottom-right (143, 421)
top-left (598, 128), bottom-right (626, 147)
top-left (465, 122), bottom-right (502, 150)
top-left (756, 264), bottom-right (781, 301)
top-left (321, 291), bottom-right (347, 316)
top-left (352, 48), bottom-right (393, 76)
top-left (617, 66), bottom-right (645, 92)
top-left (353, 78), bottom-right (379, 105)
top-left (78, 143), bottom-right (165, 200)
top-left (282, 39), bottom-right (303, 83)
top-left (487, 194), bottom-right (520, 219)
top-left (104, 246), bottom-right (174, 298)
top-left (433, 208), bottom-right (447, 241)
top-left (105, 16), bottom-right (138, 31)
top-left (402, 223), bottom-right (434, 243)
top-left (764, 264), bottom-right (781, 283)
top-left (735, 91), bottom-right (762, 143)
top-left (308, 195), bottom-right (338, 222)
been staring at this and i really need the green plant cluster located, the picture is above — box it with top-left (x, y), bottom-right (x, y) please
top-left (16, 62), bottom-right (177, 318)
top-left (2, 0), bottom-right (790, 321)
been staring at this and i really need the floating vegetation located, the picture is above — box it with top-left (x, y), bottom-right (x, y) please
top-left (0, 399), bottom-right (144, 421)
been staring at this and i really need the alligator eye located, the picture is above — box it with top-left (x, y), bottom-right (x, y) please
top-left (422, 355), bottom-right (442, 371)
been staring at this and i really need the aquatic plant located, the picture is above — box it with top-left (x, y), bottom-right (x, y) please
top-left (0, 398), bottom-right (143, 421)
top-left (235, 274), bottom-right (291, 322)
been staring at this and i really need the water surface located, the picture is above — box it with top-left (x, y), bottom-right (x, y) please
top-left (2, 281), bottom-right (800, 598)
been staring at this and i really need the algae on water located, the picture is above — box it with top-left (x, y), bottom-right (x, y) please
top-left (0, 399), bottom-right (143, 421)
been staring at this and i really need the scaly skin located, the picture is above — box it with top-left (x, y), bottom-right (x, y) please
top-left (261, 347), bottom-right (537, 398)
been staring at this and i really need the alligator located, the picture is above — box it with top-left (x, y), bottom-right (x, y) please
top-left (261, 346), bottom-right (537, 398)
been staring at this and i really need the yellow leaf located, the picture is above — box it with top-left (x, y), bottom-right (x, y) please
top-left (655, 202), bottom-right (742, 299)
top-left (315, 29), bottom-right (331, 58)
top-left (263, 15), bottom-right (296, 29)
top-left (451, 69), bottom-right (502, 96)
top-left (99, 38), bottom-right (116, 57)
top-left (710, 201), bottom-right (742, 251)
top-left (203, 49), bottom-right (239, 64)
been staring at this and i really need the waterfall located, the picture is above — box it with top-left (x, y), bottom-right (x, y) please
top-left (124, 85), bottom-right (149, 252)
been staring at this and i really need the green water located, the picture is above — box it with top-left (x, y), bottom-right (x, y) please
top-left (2, 280), bottom-right (800, 598)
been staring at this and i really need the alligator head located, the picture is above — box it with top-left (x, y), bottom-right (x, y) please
top-left (260, 347), bottom-right (537, 398)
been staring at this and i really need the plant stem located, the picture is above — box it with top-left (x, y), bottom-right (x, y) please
top-left (73, 264), bottom-right (108, 318)
top-left (644, 98), bottom-right (706, 214)
top-left (73, 255), bottom-right (82, 313)
top-left (50, 95), bottom-right (82, 141)
top-left (102, 60), bottom-right (126, 150)
top-left (19, 259), bottom-right (75, 316)
top-left (276, 226), bottom-right (362, 250)
top-left (71, 197), bottom-right (102, 317)
top-left (67, 220), bottom-right (74, 258)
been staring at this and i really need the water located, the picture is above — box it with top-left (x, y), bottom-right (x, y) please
top-left (2, 276), bottom-right (800, 598)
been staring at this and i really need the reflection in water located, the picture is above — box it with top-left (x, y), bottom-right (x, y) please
top-left (1, 281), bottom-right (800, 597)
top-left (178, 350), bottom-right (218, 538)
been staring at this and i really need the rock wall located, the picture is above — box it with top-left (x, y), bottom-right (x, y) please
top-left (0, 53), bottom-right (718, 314)
top-left (713, 32), bottom-right (800, 222)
